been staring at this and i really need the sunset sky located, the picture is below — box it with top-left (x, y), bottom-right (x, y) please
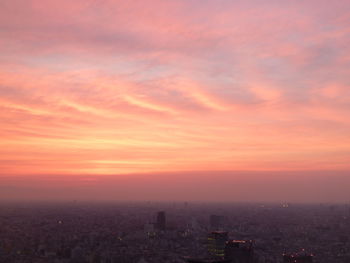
top-left (1, 0), bottom-right (350, 201)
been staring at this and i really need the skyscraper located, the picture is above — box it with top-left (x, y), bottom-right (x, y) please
top-left (208, 231), bottom-right (228, 258)
top-left (156, 211), bottom-right (166, 230)
top-left (225, 240), bottom-right (254, 263)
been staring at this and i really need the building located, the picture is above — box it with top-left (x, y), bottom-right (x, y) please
top-left (210, 215), bottom-right (223, 230)
top-left (156, 211), bottom-right (166, 230)
top-left (144, 223), bottom-right (156, 238)
top-left (283, 253), bottom-right (313, 263)
top-left (208, 231), bottom-right (228, 258)
top-left (184, 257), bottom-right (230, 263)
top-left (225, 240), bottom-right (254, 263)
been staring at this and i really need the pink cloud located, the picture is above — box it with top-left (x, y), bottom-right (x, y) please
top-left (1, 0), bottom-right (350, 201)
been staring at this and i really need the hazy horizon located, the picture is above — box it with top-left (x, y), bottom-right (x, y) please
top-left (1, 170), bottom-right (349, 203)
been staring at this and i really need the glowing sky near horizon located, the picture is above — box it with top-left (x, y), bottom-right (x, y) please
top-left (1, 0), bottom-right (350, 182)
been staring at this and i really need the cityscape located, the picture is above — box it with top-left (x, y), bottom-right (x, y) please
top-left (1, 1), bottom-right (350, 263)
top-left (0, 202), bottom-right (349, 262)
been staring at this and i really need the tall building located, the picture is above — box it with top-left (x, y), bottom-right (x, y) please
top-left (156, 211), bottom-right (166, 230)
top-left (283, 254), bottom-right (313, 263)
top-left (210, 215), bottom-right (223, 230)
top-left (225, 240), bottom-right (254, 263)
top-left (208, 231), bottom-right (228, 258)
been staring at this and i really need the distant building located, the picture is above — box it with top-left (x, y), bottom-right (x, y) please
top-left (210, 215), bottom-right (223, 230)
top-left (225, 240), bottom-right (254, 263)
top-left (283, 253), bottom-right (313, 263)
top-left (191, 217), bottom-right (200, 231)
top-left (184, 257), bottom-right (230, 263)
top-left (208, 231), bottom-right (228, 258)
top-left (144, 223), bottom-right (156, 238)
top-left (71, 245), bottom-right (85, 263)
top-left (137, 257), bottom-right (149, 263)
top-left (156, 211), bottom-right (166, 230)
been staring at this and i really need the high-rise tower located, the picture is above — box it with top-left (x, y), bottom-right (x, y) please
top-left (156, 211), bottom-right (166, 230)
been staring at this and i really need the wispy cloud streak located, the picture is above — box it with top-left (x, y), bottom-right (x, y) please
top-left (0, 0), bottom-right (350, 190)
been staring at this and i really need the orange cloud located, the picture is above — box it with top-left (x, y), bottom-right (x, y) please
top-left (1, 0), bottom-right (350, 201)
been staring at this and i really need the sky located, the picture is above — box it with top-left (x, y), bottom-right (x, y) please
top-left (1, 0), bottom-right (350, 202)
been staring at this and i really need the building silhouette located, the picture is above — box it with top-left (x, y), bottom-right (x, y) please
top-left (208, 231), bottom-right (228, 258)
top-left (210, 215), bottom-right (224, 230)
top-left (156, 211), bottom-right (166, 230)
top-left (225, 240), bottom-right (254, 263)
